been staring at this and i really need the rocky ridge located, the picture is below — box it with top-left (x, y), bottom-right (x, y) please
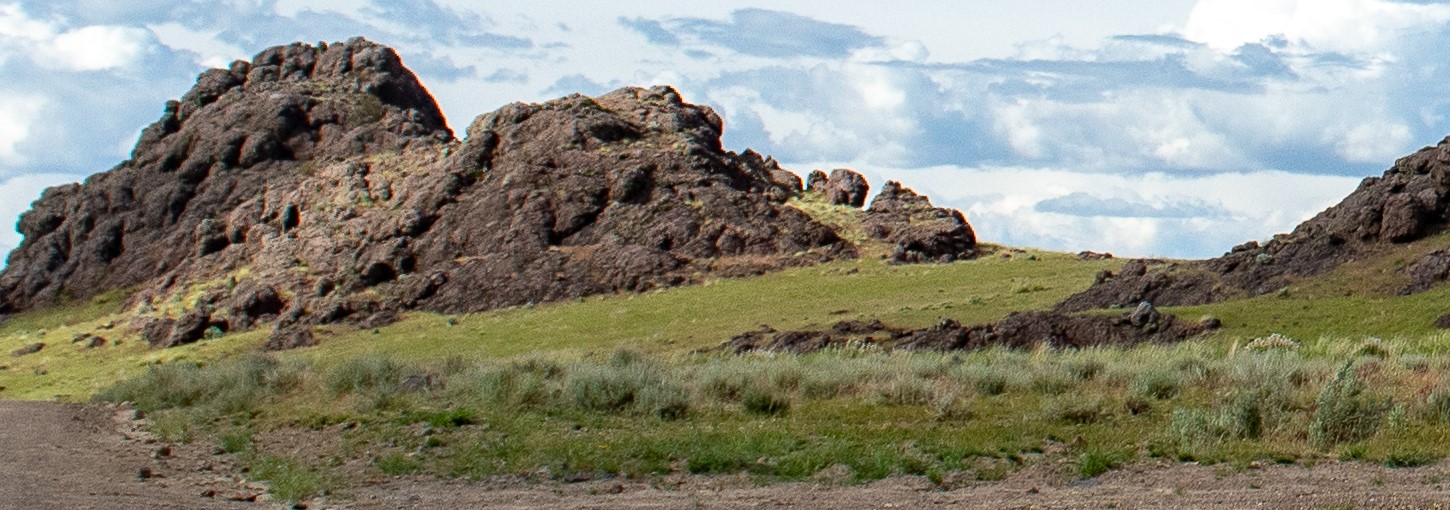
top-left (0, 38), bottom-right (980, 349)
top-left (1059, 136), bottom-right (1450, 312)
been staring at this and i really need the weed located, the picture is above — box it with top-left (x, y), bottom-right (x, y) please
top-left (249, 454), bottom-right (332, 502)
top-left (1044, 395), bottom-right (1106, 425)
top-left (1309, 361), bottom-right (1388, 449)
top-left (741, 388), bottom-right (790, 416)
top-left (327, 356), bottom-right (407, 395)
top-left (1130, 369), bottom-right (1181, 400)
top-left (220, 429), bottom-right (254, 454)
top-left (1078, 448), bottom-right (1128, 479)
top-left (375, 452), bottom-right (422, 475)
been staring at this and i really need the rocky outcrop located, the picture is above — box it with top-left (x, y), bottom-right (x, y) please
top-left (863, 181), bottom-right (977, 263)
top-left (1, 38), bottom-right (451, 316)
top-left (727, 308), bottom-right (1208, 355)
top-left (1061, 136), bottom-right (1450, 311)
top-left (0, 38), bottom-right (866, 346)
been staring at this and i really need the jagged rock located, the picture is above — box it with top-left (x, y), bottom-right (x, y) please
top-left (1128, 301), bottom-right (1161, 329)
top-left (824, 169), bottom-right (869, 207)
top-left (0, 39), bottom-right (861, 348)
top-left (863, 181), bottom-right (977, 263)
top-left (155, 310), bottom-right (225, 348)
top-left (225, 282), bottom-right (286, 330)
top-left (0, 37), bottom-right (451, 315)
top-left (1436, 314), bottom-right (1450, 329)
top-left (1077, 251), bottom-right (1114, 260)
top-left (805, 170), bottom-right (828, 192)
top-left (141, 318), bottom-right (176, 347)
top-left (727, 309), bottom-right (1205, 354)
top-left (1062, 136), bottom-right (1450, 310)
top-left (1402, 249), bottom-right (1450, 295)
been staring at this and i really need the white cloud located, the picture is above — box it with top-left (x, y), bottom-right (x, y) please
top-left (0, 4), bottom-right (150, 71)
top-left (45, 25), bottom-right (149, 71)
top-left (0, 94), bottom-right (43, 165)
top-left (147, 22), bottom-right (248, 68)
top-left (1182, 0), bottom-right (1450, 54)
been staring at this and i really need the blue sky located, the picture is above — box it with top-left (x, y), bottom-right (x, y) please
top-left (3, 1), bottom-right (1450, 260)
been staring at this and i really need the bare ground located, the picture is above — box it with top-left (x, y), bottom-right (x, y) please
top-left (6, 400), bottom-right (1450, 509)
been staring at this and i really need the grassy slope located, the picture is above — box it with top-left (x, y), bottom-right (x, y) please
top-left (0, 246), bottom-right (1115, 400)
top-left (16, 194), bottom-right (1450, 499)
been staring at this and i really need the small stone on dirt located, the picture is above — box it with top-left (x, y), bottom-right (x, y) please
top-left (11, 343), bottom-right (44, 357)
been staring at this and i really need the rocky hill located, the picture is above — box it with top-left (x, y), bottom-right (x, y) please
top-left (0, 38), bottom-right (978, 349)
top-left (1059, 136), bottom-right (1450, 312)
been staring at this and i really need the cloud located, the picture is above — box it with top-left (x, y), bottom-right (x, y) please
top-left (1182, 0), bottom-right (1450, 53)
top-left (0, 94), bottom-right (43, 165)
top-left (624, 9), bottom-right (885, 59)
top-left (0, 4), bottom-right (152, 71)
top-left (1035, 192), bottom-right (1233, 218)
top-left (618, 17), bottom-right (679, 46)
top-left (543, 74), bottom-right (618, 97)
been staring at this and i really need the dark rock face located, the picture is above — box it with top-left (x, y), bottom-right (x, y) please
top-left (0, 39), bottom-right (860, 346)
top-left (727, 309), bottom-right (1205, 355)
top-left (823, 169), bottom-right (869, 207)
top-left (1061, 136), bottom-right (1450, 310)
top-left (264, 326), bottom-right (316, 351)
top-left (1403, 249), bottom-right (1450, 295)
top-left (1, 37), bottom-right (450, 315)
top-left (863, 181), bottom-right (977, 263)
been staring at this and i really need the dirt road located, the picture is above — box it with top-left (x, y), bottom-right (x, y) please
top-left (0, 401), bottom-right (260, 509)
top-left (6, 400), bottom-right (1450, 509)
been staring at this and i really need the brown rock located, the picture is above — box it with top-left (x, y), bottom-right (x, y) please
top-left (264, 326), bottom-right (316, 351)
top-left (0, 40), bottom-right (862, 348)
top-left (10, 343), bottom-right (43, 357)
top-left (1061, 136), bottom-right (1450, 311)
top-left (863, 181), bottom-right (977, 263)
top-left (824, 168), bottom-right (869, 207)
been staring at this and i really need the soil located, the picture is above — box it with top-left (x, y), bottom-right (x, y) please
top-left (0, 401), bottom-right (259, 509)
top-left (8, 401), bottom-right (1450, 509)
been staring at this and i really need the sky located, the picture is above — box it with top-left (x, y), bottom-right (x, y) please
top-left (3, 1), bottom-right (1450, 261)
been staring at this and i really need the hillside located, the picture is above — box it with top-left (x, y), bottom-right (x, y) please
top-left (8, 38), bottom-right (1450, 507)
top-left (0, 38), bottom-right (976, 351)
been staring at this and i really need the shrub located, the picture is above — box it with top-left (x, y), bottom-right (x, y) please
top-left (872, 374), bottom-right (934, 405)
top-left (1130, 370), bottom-right (1181, 400)
top-left (249, 455), bottom-right (332, 502)
top-left (1309, 361), bottom-right (1389, 449)
top-left (1078, 448), bottom-right (1128, 479)
top-left (567, 364), bottom-right (644, 413)
top-left (1044, 396), bottom-right (1105, 425)
top-left (375, 452), bottom-right (422, 475)
top-left (1425, 385), bottom-right (1450, 423)
top-left (220, 429), bottom-right (254, 454)
top-left (327, 356), bottom-right (407, 395)
top-left (1244, 333), bottom-right (1300, 352)
top-left (97, 354), bottom-right (296, 416)
top-left (742, 388), bottom-right (790, 416)
top-left (930, 391), bottom-right (973, 421)
top-left (1065, 359), bottom-right (1105, 381)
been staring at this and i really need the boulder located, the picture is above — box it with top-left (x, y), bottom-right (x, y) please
top-left (863, 181), bottom-right (977, 263)
top-left (824, 169), bottom-right (869, 207)
top-left (264, 325), bottom-right (316, 351)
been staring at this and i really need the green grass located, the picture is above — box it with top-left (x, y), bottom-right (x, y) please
top-left (296, 249), bottom-right (1113, 364)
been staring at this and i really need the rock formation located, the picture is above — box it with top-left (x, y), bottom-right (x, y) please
top-left (863, 181), bottom-right (978, 263)
top-left (727, 307), bottom-right (1208, 355)
top-left (0, 38), bottom-right (985, 348)
top-left (1060, 136), bottom-right (1450, 311)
